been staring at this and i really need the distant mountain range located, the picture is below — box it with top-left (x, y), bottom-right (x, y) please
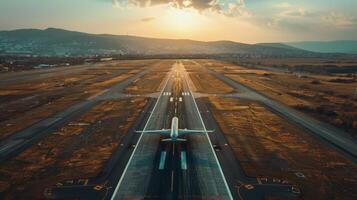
top-left (0, 28), bottom-right (313, 56)
top-left (255, 43), bottom-right (301, 51)
top-left (286, 41), bottom-right (357, 54)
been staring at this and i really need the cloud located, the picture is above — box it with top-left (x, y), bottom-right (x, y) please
top-left (255, 3), bottom-right (357, 38)
top-left (322, 12), bottom-right (357, 28)
top-left (114, 0), bottom-right (249, 17)
top-left (225, 0), bottom-right (250, 17)
top-left (275, 2), bottom-right (292, 9)
top-left (112, 0), bottom-right (120, 7)
top-left (141, 16), bottom-right (156, 22)
top-left (253, 5), bottom-right (318, 33)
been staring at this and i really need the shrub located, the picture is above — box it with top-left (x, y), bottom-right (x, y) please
top-left (310, 80), bottom-right (321, 84)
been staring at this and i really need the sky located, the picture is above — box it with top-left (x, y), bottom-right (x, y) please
top-left (0, 0), bottom-right (356, 43)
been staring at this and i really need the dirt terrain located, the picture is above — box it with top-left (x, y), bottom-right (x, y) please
top-left (0, 60), bottom-right (159, 140)
top-left (189, 72), bottom-right (234, 94)
top-left (125, 60), bottom-right (173, 94)
top-left (125, 73), bottom-right (166, 94)
top-left (207, 96), bottom-right (357, 200)
top-left (202, 60), bottom-right (357, 137)
top-left (183, 60), bottom-right (234, 94)
top-left (231, 57), bottom-right (357, 74)
top-left (0, 97), bottom-right (148, 199)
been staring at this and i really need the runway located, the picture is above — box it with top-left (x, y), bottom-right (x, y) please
top-left (108, 62), bottom-right (299, 200)
top-left (110, 62), bottom-right (232, 199)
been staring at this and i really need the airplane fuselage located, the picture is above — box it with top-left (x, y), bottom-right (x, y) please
top-left (170, 117), bottom-right (179, 141)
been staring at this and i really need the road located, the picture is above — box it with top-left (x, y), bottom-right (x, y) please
top-left (0, 67), bottom-right (151, 162)
top-left (45, 61), bottom-right (300, 200)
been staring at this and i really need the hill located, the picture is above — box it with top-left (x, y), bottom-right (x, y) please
top-left (256, 43), bottom-right (300, 51)
top-left (286, 41), bottom-right (357, 54)
top-left (0, 28), bottom-right (312, 56)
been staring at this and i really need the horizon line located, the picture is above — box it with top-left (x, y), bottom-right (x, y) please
top-left (2, 27), bottom-right (357, 45)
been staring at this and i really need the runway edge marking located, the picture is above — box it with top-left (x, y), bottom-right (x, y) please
top-left (110, 69), bottom-right (171, 200)
top-left (183, 63), bottom-right (234, 200)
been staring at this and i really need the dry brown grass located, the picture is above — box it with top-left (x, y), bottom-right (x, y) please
top-left (190, 73), bottom-right (234, 94)
top-left (125, 72), bottom-right (166, 94)
top-left (0, 98), bottom-right (148, 199)
top-left (0, 61), bottom-right (156, 140)
top-left (89, 73), bottom-right (132, 88)
top-left (227, 71), bottom-right (357, 136)
top-left (208, 96), bottom-right (357, 200)
top-left (198, 59), bottom-right (357, 136)
top-left (0, 93), bottom-right (89, 140)
top-left (243, 57), bottom-right (357, 68)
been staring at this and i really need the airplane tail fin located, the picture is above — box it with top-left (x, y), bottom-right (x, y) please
top-left (161, 138), bottom-right (187, 142)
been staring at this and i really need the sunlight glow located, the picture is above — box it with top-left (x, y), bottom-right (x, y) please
top-left (166, 9), bottom-right (199, 33)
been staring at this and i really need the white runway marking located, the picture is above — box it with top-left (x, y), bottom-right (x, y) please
top-left (181, 151), bottom-right (187, 170)
top-left (159, 151), bottom-right (166, 170)
top-left (171, 171), bottom-right (174, 192)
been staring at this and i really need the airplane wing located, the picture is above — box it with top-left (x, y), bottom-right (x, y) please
top-left (161, 138), bottom-right (187, 142)
top-left (135, 129), bottom-right (170, 135)
top-left (178, 129), bottom-right (214, 135)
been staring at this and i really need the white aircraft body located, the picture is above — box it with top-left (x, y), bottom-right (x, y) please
top-left (136, 117), bottom-right (212, 142)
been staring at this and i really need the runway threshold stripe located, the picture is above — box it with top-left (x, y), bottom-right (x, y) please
top-left (159, 151), bottom-right (167, 170)
top-left (181, 151), bottom-right (187, 170)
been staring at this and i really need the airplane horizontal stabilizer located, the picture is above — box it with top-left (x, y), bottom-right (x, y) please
top-left (135, 129), bottom-right (170, 134)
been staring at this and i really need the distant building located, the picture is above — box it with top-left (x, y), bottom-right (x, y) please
top-left (84, 59), bottom-right (94, 63)
top-left (100, 57), bottom-right (113, 62)
top-left (0, 65), bottom-right (9, 72)
top-left (35, 64), bottom-right (55, 69)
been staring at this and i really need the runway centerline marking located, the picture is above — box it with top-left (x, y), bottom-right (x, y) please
top-left (171, 170), bottom-right (174, 192)
top-left (172, 143), bottom-right (175, 156)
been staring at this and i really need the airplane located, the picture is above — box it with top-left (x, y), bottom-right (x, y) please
top-left (136, 117), bottom-right (213, 142)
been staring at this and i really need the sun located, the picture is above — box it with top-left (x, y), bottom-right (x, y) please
top-left (166, 9), bottom-right (199, 33)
